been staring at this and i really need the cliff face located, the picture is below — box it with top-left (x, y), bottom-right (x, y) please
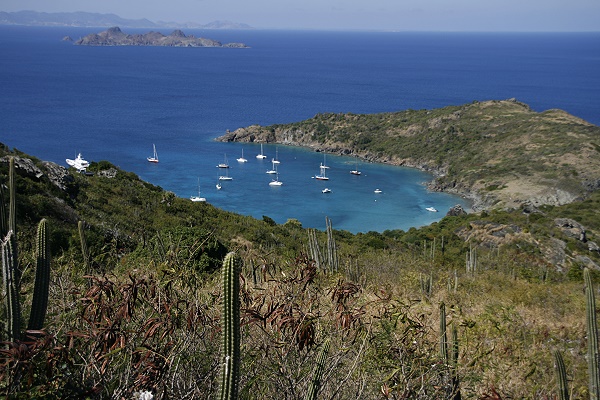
top-left (217, 100), bottom-right (600, 210)
top-left (74, 27), bottom-right (248, 48)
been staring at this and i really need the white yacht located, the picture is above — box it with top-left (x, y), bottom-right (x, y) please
top-left (66, 153), bottom-right (90, 172)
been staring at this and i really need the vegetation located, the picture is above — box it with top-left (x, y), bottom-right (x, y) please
top-left (1, 103), bottom-right (600, 400)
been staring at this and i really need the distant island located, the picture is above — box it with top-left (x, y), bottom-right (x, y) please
top-left (0, 10), bottom-right (253, 30)
top-left (74, 27), bottom-right (248, 48)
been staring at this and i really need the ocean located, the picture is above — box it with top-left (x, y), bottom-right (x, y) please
top-left (1, 26), bottom-right (599, 232)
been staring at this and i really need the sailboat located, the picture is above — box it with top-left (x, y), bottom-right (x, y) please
top-left (217, 154), bottom-right (229, 168)
top-left (266, 160), bottom-right (277, 174)
top-left (219, 167), bottom-right (233, 181)
top-left (256, 143), bottom-right (267, 159)
top-left (272, 147), bottom-right (280, 164)
top-left (268, 163), bottom-right (283, 186)
top-left (190, 178), bottom-right (206, 202)
top-left (315, 155), bottom-right (329, 180)
top-left (350, 158), bottom-right (361, 175)
top-left (237, 148), bottom-right (248, 163)
top-left (147, 144), bottom-right (159, 163)
top-left (269, 171), bottom-right (283, 186)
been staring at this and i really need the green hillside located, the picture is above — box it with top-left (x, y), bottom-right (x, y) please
top-left (1, 98), bottom-right (600, 400)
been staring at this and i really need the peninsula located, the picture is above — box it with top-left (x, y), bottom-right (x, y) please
top-left (74, 26), bottom-right (248, 48)
top-left (217, 99), bottom-right (600, 211)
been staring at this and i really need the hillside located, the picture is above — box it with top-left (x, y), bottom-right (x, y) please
top-left (218, 99), bottom-right (600, 210)
top-left (1, 134), bottom-right (600, 398)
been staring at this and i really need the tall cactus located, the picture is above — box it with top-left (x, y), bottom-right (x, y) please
top-left (440, 302), bottom-right (448, 361)
top-left (305, 338), bottom-right (331, 400)
top-left (325, 217), bottom-right (338, 273)
top-left (2, 231), bottom-right (21, 342)
top-left (585, 267), bottom-right (600, 400)
top-left (219, 252), bottom-right (241, 400)
top-left (27, 219), bottom-right (50, 330)
top-left (554, 350), bottom-right (569, 400)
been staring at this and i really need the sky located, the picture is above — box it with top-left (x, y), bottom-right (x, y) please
top-left (2, 0), bottom-right (599, 31)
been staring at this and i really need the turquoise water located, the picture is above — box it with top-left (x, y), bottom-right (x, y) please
top-left (140, 141), bottom-right (463, 232)
top-left (1, 27), bottom-right (598, 232)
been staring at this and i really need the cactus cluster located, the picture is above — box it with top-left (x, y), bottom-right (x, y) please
top-left (440, 302), bottom-right (461, 400)
top-left (556, 268), bottom-right (600, 399)
top-left (1, 157), bottom-right (51, 343)
top-left (307, 217), bottom-right (338, 273)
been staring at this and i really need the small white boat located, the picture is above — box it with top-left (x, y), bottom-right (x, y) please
top-left (269, 177), bottom-right (283, 186)
top-left (237, 149), bottom-right (248, 163)
top-left (272, 147), bottom-right (280, 164)
top-left (426, 207), bottom-right (438, 212)
top-left (256, 143), bottom-right (267, 159)
top-left (266, 160), bottom-right (278, 174)
top-left (350, 159), bottom-right (361, 175)
top-left (147, 144), bottom-right (159, 163)
top-left (217, 154), bottom-right (229, 168)
top-left (322, 188), bottom-right (331, 194)
top-left (374, 189), bottom-right (382, 194)
top-left (190, 178), bottom-right (206, 202)
top-left (216, 182), bottom-right (222, 190)
top-left (66, 152), bottom-right (90, 172)
top-left (219, 167), bottom-right (233, 181)
top-left (315, 154), bottom-right (329, 180)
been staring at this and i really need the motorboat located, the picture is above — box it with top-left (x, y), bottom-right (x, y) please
top-left (374, 189), bottom-right (382, 194)
top-left (322, 188), bottom-right (331, 193)
top-left (66, 153), bottom-right (90, 172)
top-left (426, 207), bottom-right (438, 212)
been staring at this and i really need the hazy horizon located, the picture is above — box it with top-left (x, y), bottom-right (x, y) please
top-left (1, 0), bottom-right (599, 32)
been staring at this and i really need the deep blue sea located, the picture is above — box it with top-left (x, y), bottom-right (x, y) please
top-left (1, 27), bottom-right (599, 232)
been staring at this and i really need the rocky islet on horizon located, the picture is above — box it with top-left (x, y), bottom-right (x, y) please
top-left (73, 26), bottom-right (248, 48)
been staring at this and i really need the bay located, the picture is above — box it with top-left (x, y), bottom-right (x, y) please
top-left (1, 27), bottom-right (599, 232)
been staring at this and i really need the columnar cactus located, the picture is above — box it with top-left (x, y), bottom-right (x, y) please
top-left (584, 267), bottom-right (600, 400)
top-left (2, 231), bottom-right (21, 342)
top-left (27, 219), bottom-right (50, 330)
top-left (305, 338), bottom-right (331, 400)
top-left (325, 217), bottom-right (338, 273)
top-left (219, 252), bottom-right (241, 400)
top-left (440, 302), bottom-right (448, 361)
top-left (554, 350), bottom-right (569, 400)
